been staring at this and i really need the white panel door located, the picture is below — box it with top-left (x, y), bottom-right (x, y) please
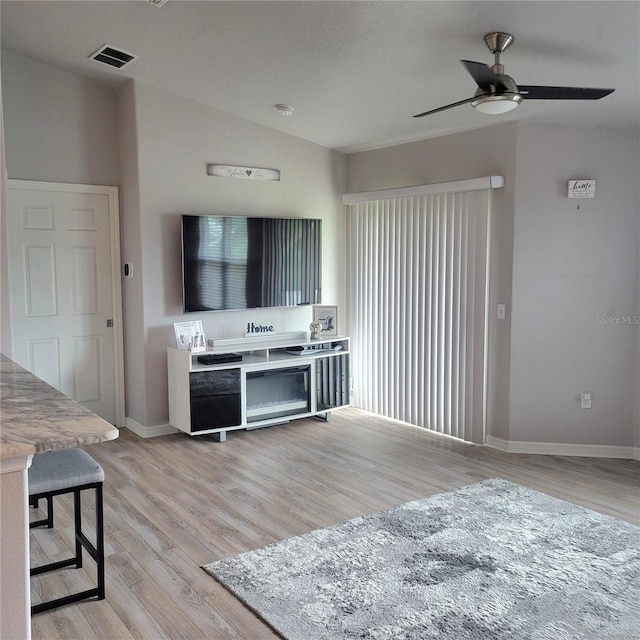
top-left (6, 182), bottom-right (122, 424)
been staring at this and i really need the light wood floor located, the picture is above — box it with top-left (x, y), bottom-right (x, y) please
top-left (29, 408), bottom-right (639, 639)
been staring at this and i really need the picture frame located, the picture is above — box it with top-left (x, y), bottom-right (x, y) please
top-left (313, 305), bottom-right (338, 336)
top-left (174, 320), bottom-right (206, 352)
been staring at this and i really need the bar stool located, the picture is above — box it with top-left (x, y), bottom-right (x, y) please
top-left (28, 448), bottom-right (105, 614)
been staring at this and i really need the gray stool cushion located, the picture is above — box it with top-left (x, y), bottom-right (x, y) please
top-left (29, 448), bottom-right (104, 494)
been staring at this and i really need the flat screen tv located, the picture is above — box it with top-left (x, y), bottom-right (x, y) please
top-left (181, 214), bottom-right (322, 312)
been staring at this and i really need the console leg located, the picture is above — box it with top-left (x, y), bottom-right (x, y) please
top-left (212, 431), bottom-right (227, 442)
top-left (320, 411), bottom-right (332, 422)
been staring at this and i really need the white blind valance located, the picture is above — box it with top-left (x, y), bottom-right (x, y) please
top-left (343, 175), bottom-right (504, 204)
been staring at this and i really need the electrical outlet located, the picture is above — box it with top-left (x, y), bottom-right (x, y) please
top-left (580, 392), bottom-right (592, 409)
top-left (497, 303), bottom-right (506, 320)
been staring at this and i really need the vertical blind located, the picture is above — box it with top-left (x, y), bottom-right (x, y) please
top-left (345, 178), bottom-right (500, 444)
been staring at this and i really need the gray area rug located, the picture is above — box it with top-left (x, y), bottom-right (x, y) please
top-left (203, 478), bottom-right (639, 639)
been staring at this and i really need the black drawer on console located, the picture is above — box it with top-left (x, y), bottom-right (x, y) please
top-left (189, 369), bottom-right (241, 431)
top-left (190, 369), bottom-right (240, 396)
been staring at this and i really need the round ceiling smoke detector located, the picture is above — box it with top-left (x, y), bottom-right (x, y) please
top-left (275, 104), bottom-right (294, 116)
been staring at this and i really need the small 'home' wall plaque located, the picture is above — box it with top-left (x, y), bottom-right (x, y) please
top-left (567, 179), bottom-right (596, 198)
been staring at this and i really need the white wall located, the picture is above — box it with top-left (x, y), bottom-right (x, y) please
top-left (116, 82), bottom-right (146, 426)
top-left (120, 81), bottom-right (347, 427)
top-left (3, 48), bottom-right (637, 449)
top-left (1, 52), bottom-right (346, 432)
top-left (637, 208), bottom-right (640, 450)
top-left (347, 122), bottom-right (640, 450)
top-left (1, 51), bottom-right (119, 185)
top-left (1, 51), bottom-right (12, 356)
top-left (509, 124), bottom-right (639, 447)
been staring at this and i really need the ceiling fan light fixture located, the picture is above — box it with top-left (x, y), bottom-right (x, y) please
top-left (472, 93), bottom-right (521, 115)
top-left (414, 31), bottom-right (615, 120)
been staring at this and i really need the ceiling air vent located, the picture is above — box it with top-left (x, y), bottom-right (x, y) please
top-left (90, 45), bottom-right (138, 70)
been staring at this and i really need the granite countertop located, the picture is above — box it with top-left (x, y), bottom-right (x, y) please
top-left (0, 354), bottom-right (119, 461)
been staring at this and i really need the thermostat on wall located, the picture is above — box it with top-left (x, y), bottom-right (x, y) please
top-left (567, 179), bottom-right (596, 199)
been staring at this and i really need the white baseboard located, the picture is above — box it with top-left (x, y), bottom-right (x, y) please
top-left (125, 417), bottom-right (178, 439)
top-left (486, 435), bottom-right (639, 460)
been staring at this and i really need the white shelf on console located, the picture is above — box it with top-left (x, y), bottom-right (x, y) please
top-left (188, 353), bottom-right (265, 372)
top-left (193, 332), bottom-right (349, 367)
top-left (208, 331), bottom-right (310, 352)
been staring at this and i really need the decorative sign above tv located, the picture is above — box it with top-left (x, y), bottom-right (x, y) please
top-left (207, 164), bottom-right (281, 181)
top-left (181, 215), bottom-right (322, 312)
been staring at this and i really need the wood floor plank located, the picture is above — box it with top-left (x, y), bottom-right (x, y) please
top-left (80, 598), bottom-right (137, 640)
top-left (109, 551), bottom-right (208, 640)
top-left (29, 408), bottom-right (639, 639)
top-left (101, 561), bottom-right (173, 640)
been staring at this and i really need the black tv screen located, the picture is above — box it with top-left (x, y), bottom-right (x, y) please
top-left (181, 215), bottom-right (322, 312)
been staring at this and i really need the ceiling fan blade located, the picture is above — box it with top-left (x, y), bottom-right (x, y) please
top-left (519, 85), bottom-right (615, 100)
top-left (461, 60), bottom-right (504, 90)
top-left (413, 95), bottom-right (483, 118)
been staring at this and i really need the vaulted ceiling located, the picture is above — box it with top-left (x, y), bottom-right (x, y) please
top-left (2, 1), bottom-right (638, 153)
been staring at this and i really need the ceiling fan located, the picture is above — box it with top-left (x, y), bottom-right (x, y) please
top-left (414, 32), bottom-right (615, 118)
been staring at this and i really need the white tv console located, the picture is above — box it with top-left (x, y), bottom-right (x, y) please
top-left (167, 332), bottom-right (350, 441)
